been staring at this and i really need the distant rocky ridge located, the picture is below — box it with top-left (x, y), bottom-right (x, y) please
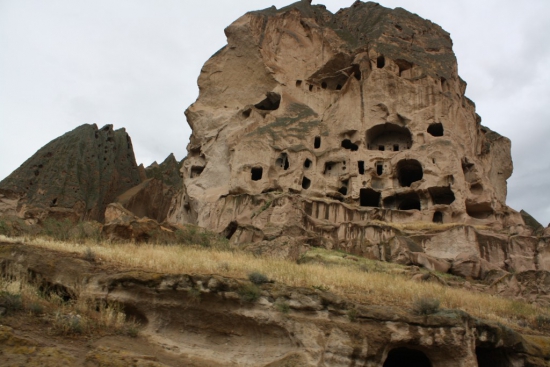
top-left (0, 124), bottom-right (182, 225)
top-left (0, 124), bottom-right (142, 222)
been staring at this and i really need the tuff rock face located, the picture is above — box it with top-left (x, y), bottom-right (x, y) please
top-left (0, 124), bottom-right (142, 222)
top-left (172, 1), bottom-right (526, 255)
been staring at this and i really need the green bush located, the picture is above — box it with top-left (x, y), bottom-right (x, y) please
top-left (535, 315), bottom-right (550, 329)
top-left (0, 291), bottom-right (23, 313)
top-left (248, 272), bottom-right (269, 285)
top-left (275, 301), bottom-right (290, 314)
top-left (238, 284), bottom-right (261, 303)
top-left (347, 308), bottom-right (357, 322)
top-left (412, 296), bottom-right (440, 316)
top-left (42, 218), bottom-right (73, 241)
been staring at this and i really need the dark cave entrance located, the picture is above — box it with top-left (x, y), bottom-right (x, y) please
top-left (397, 159), bottom-right (423, 187)
top-left (383, 347), bottom-right (432, 367)
top-left (251, 167), bottom-right (263, 181)
top-left (360, 188), bottom-right (380, 207)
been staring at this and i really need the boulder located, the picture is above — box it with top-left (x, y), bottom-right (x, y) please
top-left (102, 203), bottom-right (171, 242)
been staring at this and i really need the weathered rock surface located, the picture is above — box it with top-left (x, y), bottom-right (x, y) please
top-left (167, 0), bottom-right (544, 277)
top-left (114, 154), bottom-right (182, 223)
top-left (102, 203), bottom-right (174, 242)
top-left (1, 242), bottom-right (549, 367)
top-left (0, 124), bottom-right (142, 222)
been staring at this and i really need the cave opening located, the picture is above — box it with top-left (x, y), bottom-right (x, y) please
top-left (397, 159), bottom-right (423, 187)
top-left (254, 92), bottom-right (281, 111)
top-left (358, 161), bottom-right (364, 174)
top-left (314, 136), bottom-right (321, 149)
top-left (427, 122), bottom-right (444, 137)
top-left (377, 55), bottom-right (385, 68)
top-left (384, 192), bottom-right (421, 211)
top-left (360, 188), bottom-right (380, 207)
top-left (276, 153), bottom-right (289, 170)
top-left (466, 202), bottom-right (493, 219)
top-left (367, 123), bottom-right (412, 151)
top-left (376, 162), bottom-right (383, 176)
top-left (304, 159), bottom-right (312, 169)
top-left (251, 167), bottom-right (263, 181)
top-left (296, 80), bottom-right (302, 87)
top-left (476, 347), bottom-right (513, 367)
top-left (341, 139), bottom-right (359, 151)
top-left (321, 82), bottom-right (327, 89)
top-left (383, 347), bottom-right (432, 367)
top-left (190, 166), bottom-right (204, 178)
top-left (302, 177), bottom-right (311, 190)
top-left (433, 211), bottom-right (443, 223)
top-left (428, 186), bottom-right (455, 205)
top-left (395, 59), bottom-right (413, 77)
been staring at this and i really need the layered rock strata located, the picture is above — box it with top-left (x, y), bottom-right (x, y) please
top-left (171, 1), bottom-right (532, 271)
top-left (0, 124), bottom-right (142, 222)
top-left (1, 243), bottom-right (549, 367)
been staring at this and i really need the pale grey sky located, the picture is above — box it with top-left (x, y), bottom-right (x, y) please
top-left (1, 0), bottom-right (549, 224)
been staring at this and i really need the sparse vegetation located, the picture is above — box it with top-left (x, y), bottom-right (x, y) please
top-left (83, 247), bottom-right (96, 262)
top-left (412, 296), bottom-right (440, 316)
top-left (1, 232), bottom-right (550, 331)
top-left (238, 283), bottom-right (261, 303)
top-left (0, 276), bottom-right (141, 337)
top-left (275, 301), bottom-right (290, 314)
top-left (42, 218), bottom-right (73, 241)
top-left (248, 271), bottom-right (269, 285)
top-left (347, 308), bottom-right (357, 322)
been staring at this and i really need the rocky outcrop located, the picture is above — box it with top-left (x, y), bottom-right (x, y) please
top-left (0, 242), bottom-right (548, 367)
top-left (144, 153), bottom-right (183, 188)
top-left (102, 203), bottom-right (173, 242)
top-left (114, 154), bottom-right (182, 223)
top-left (167, 0), bottom-right (538, 275)
top-left (0, 124), bottom-right (142, 222)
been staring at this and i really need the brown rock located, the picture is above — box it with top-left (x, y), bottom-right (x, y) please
top-left (102, 203), bottom-right (169, 242)
top-left (169, 0), bottom-right (526, 261)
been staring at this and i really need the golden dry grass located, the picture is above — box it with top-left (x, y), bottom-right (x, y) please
top-left (1, 234), bottom-right (548, 329)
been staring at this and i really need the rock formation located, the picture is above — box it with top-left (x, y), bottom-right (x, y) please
top-left (168, 0), bottom-right (546, 276)
top-left (1, 242), bottom-right (549, 366)
top-left (0, 124), bottom-right (142, 222)
top-left (113, 154), bottom-right (182, 223)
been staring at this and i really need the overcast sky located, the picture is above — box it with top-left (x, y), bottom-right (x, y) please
top-left (1, 0), bottom-right (549, 225)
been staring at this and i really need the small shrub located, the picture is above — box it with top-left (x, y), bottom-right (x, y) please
top-left (54, 313), bottom-right (84, 335)
top-left (83, 247), bottom-right (96, 262)
top-left (248, 271), bottom-right (269, 285)
top-left (275, 301), bottom-right (290, 314)
top-left (123, 322), bottom-right (140, 337)
top-left (0, 220), bottom-right (9, 236)
top-left (347, 308), bottom-right (357, 322)
top-left (42, 218), bottom-right (73, 241)
top-left (187, 287), bottom-right (201, 303)
top-left (412, 296), bottom-right (440, 316)
top-left (217, 262), bottom-right (230, 272)
top-left (0, 291), bottom-right (23, 313)
top-left (535, 315), bottom-right (550, 329)
top-left (28, 302), bottom-right (44, 315)
top-left (238, 284), bottom-right (261, 303)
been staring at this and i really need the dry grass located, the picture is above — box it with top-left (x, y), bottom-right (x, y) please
top-left (1, 234), bottom-right (549, 330)
top-left (0, 276), bottom-right (139, 337)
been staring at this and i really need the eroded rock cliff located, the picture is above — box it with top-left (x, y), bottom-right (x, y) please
top-left (170, 0), bottom-right (536, 275)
